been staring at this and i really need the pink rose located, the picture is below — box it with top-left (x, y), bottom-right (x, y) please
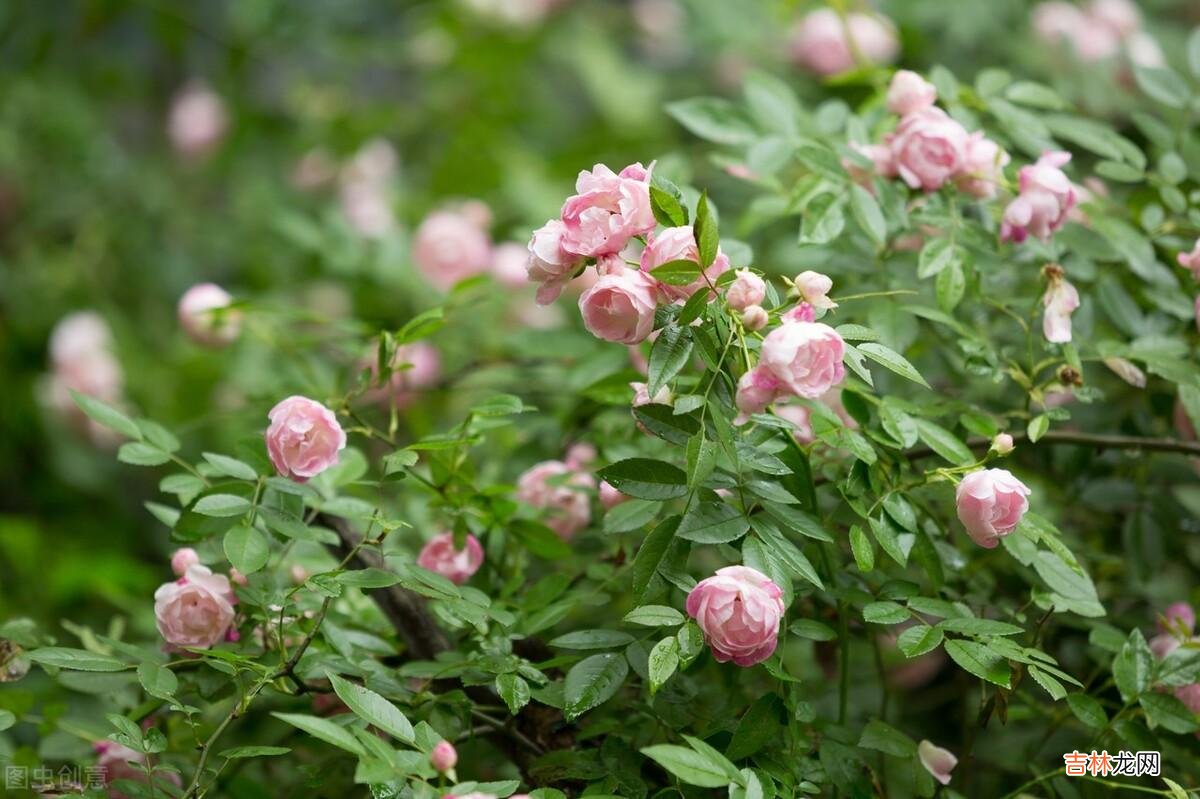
top-left (417, 532), bottom-right (484, 585)
top-left (889, 108), bottom-right (969, 192)
top-left (1089, 0), bottom-right (1140, 38)
top-left (528, 219), bottom-right (586, 304)
top-left (788, 10), bottom-right (897, 76)
top-left (1073, 17), bottom-right (1122, 61)
top-left (154, 564), bottom-right (237, 649)
top-left (685, 565), bottom-right (785, 667)
top-left (412, 207), bottom-right (493, 290)
top-left (760, 321), bottom-right (846, 400)
top-left (45, 311), bottom-right (126, 445)
top-left (340, 180), bottom-right (395, 239)
top-left (640, 226), bottom-right (731, 301)
top-left (741, 305), bottom-right (769, 331)
top-left (167, 83), bottom-right (227, 158)
top-left (491, 241), bottom-right (532, 288)
top-left (886, 70), bottom-right (937, 116)
top-left (735, 365), bottom-right (784, 424)
top-left (599, 480), bottom-right (629, 510)
top-left (1032, 2), bottom-right (1086, 45)
top-left (1042, 276), bottom-right (1080, 343)
top-left (516, 459), bottom-right (595, 539)
top-left (1175, 683), bottom-right (1200, 715)
top-left (1159, 602), bottom-right (1196, 635)
top-left (430, 740), bottom-right (458, 772)
top-left (559, 163), bottom-right (655, 258)
top-left (918, 740), bottom-right (957, 786)
top-left (794, 271), bottom-right (837, 310)
top-left (1177, 239), bottom-right (1200, 278)
top-left (1002, 151), bottom-right (1076, 243)
top-left (364, 342), bottom-right (441, 409)
top-left (170, 548), bottom-right (200, 577)
top-left (1150, 633), bottom-right (1182, 660)
top-left (578, 268), bottom-right (659, 344)
top-left (844, 143), bottom-right (897, 190)
top-left (265, 396), bottom-right (347, 482)
top-left (957, 133), bottom-right (1010, 199)
top-left (178, 283), bottom-right (241, 348)
top-left (955, 469), bottom-right (1031, 548)
top-left (726, 269), bottom-right (766, 311)
top-left (631, 381), bottom-right (671, 408)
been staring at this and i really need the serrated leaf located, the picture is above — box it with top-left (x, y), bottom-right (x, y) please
top-left (648, 637), bottom-right (680, 695)
top-left (944, 639), bottom-right (1011, 687)
top-left (597, 458), bottom-right (688, 500)
top-left (137, 662), bottom-right (178, 699)
top-left (564, 653), bottom-right (628, 720)
top-left (28, 647), bottom-right (127, 672)
top-left (857, 343), bottom-right (930, 388)
top-left (202, 453), bottom-right (258, 480)
top-left (327, 673), bottom-right (415, 743)
top-left (1067, 693), bottom-right (1107, 728)
top-left (640, 744), bottom-right (732, 788)
top-left (223, 526), bottom-right (269, 574)
top-left (271, 712), bottom-right (366, 756)
top-left (70, 391), bottom-right (142, 441)
top-left (624, 605), bottom-right (685, 627)
top-left (495, 673), bottom-right (531, 715)
top-left (849, 184), bottom-right (886, 246)
top-left (896, 625), bottom-right (944, 658)
top-left (193, 494), bottom-right (253, 518)
top-left (676, 502), bottom-right (749, 544)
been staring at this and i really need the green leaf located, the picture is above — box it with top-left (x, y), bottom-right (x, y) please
top-left (28, 647), bottom-right (127, 672)
top-left (648, 637), bottom-right (680, 694)
top-left (549, 630), bottom-right (636, 650)
top-left (686, 434), bottom-right (717, 488)
top-left (395, 307), bottom-right (444, 344)
top-left (1005, 81), bottom-right (1063, 110)
top-left (641, 744), bottom-right (734, 788)
top-left (857, 343), bottom-right (930, 388)
top-left (0, 710), bottom-right (16, 732)
top-left (944, 639), bottom-right (1011, 687)
top-left (271, 712), bottom-right (366, 756)
top-left (382, 449), bottom-right (419, 475)
top-left (117, 442), bottom-right (171, 466)
top-left (849, 525), bottom-right (874, 572)
top-left (1189, 28), bottom-right (1200, 79)
top-left (917, 237), bottom-right (957, 279)
top-left (647, 324), bottom-right (694, 398)
top-left (193, 494), bottom-right (253, 518)
top-left (862, 601), bottom-right (909, 625)
top-left (470, 394), bottom-right (531, 417)
top-left (603, 499), bottom-right (660, 534)
top-left (676, 502), bottom-right (749, 544)
top-left (495, 673), bottom-right (531, 715)
top-left (938, 618), bottom-right (1023, 637)
top-left (219, 746), bottom-right (291, 760)
top-left (725, 694), bottom-right (785, 760)
top-left (69, 391), bottom-right (142, 441)
top-left (1066, 693), bottom-right (1107, 728)
top-left (651, 184), bottom-right (688, 228)
top-left (858, 720), bottom-right (916, 757)
top-left (914, 419), bottom-right (974, 465)
top-left (798, 193), bottom-right (846, 246)
top-left (896, 625), bottom-right (943, 658)
top-left (935, 258), bottom-right (965, 312)
top-left (633, 516), bottom-right (680, 599)
top-left (1140, 691), bottom-right (1200, 734)
top-left (1028, 664), bottom-right (1068, 700)
top-left (510, 519), bottom-right (573, 559)
top-left (597, 458), bottom-right (688, 501)
top-left (1133, 65), bottom-right (1190, 109)
top-left (849, 184), bottom-right (886, 246)
top-left (694, 192), bottom-right (719, 268)
top-left (137, 662), bottom-right (178, 699)
top-left (749, 517), bottom-right (823, 589)
top-left (202, 453), bottom-right (258, 481)
top-left (624, 605), bottom-right (685, 627)
top-left (564, 653), bottom-right (629, 720)
top-left (1113, 629), bottom-right (1153, 702)
top-left (223, 526), bottom-right (269, 574)
top-left (651, 258), bottom-right (703, 286)
top-left (327, 673), bottom-right (415, 743)
top-left (1027, 414), bottom-right (1050, 443)
top-left (666, 97), bottom-right (758, 145)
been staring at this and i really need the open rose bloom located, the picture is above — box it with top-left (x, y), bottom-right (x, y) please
top-left (154, 564), bottom-right (238, 649)
top-left (559, 163), bottom-right (655, 257)
top-left (516, 458), bottom-right (595, 538)
top-left (686, 565), bottom-right (785, 666)
top-left (955, 469), bottom-right (1031, 548)
top-left (417, 532), bottom-right (484, 585)
top-left (266, 396), bottom-right (347, 482)
top-left (1002, 151), bottom-right (1077, 242)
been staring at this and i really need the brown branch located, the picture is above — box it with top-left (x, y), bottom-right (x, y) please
top-left (905, 430), bottom-right (1200, 460)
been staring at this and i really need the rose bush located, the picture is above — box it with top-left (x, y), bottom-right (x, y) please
top-left (5, 2), bottom-right (1200, 799)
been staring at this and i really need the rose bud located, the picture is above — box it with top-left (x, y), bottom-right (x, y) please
top-left (416, 532), bottom-right (484, 585)
top-left (886, 70), bottom-right (937, 116)
top-left (918, 740), bottom-right (957, 786)
top-left (1150, 633), bottom-right (1181, 660)
top-left (989, 433), bottom-right (1015, 456)
top-left (734, 365), bottom-right (783, 424)
top-left (955, 468), bottom-right (1031, 548)
top-left (178, 283), bottom-right (242, 348)
top-left (265, 396), bottom-right (347, 483)
top-left (793, 271), bottom-right (837, 310)
top-left (726, 269), bottom-right (766, 311)
top-left (685, 565), bottom-right (785, 667)
top-left (1042, 276), bottom-right (1080, 344)
top-left (429, 740), bottom-right (458, 773)
top-left (170, 548), bottom-right (200, 577)
top-left (154, 565), bottom-right (237, 649)
top-left (760, 321), bottom-right (846, 399)
top-left (741, 305), bottom-right (769, 331)
top-left (167, 83), bottom-right (227, 159)
top-left (578, 268), bottom-right (659, 345)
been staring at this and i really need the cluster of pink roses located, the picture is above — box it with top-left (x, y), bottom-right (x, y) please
top-left (1148, 602), bottom-right (1200, 721)
top-left (515, 443), bottom-right (597, 539)
top-left (787, 8), bottom-right (898, 76)
top-left (1032, 0), bottom-right (1163, 68)
top-left (852, 71), bottom-right (1009, 199)
top-left (44, 311), bottom-right (127, 446)
top-left (154, 548), bottom-right (241, 649)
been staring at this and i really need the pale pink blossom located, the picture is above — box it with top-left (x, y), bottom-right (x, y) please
top-left (178, 283), bottom-right (241, 348)
top-left (741, 305), bottom-right (769, 331)
top-left (788, 9), bottom-right (898, 76)
top-left (886, 71), bottom-right (937, 116)
top-left (1002, 151), bottom-right (1076, 243)
top-left (413, 207), bottom-right (493, 290)
top-left (339, 180), bottom-right (395, 238)
top-left (640, 226), bottom-right (731, 301)
top-left (1159, 602), bottom-right (1196, 636)
top-left (599, 480), bottom-right (629, 510)
top-left (1175, 683), bottom-right (1200, 715)
top-left (760, 321), bottom-right (846, 399)
top-left (560, 163), bottom-right (655, 258)
top-left (685, 565), bottom-right (785, 666)
top-left (991, 433), bottom-right (1015, 456)
top-left (1177, 240), bottom-right (1200, 278)
top-left (417, 533), bottom-right (484, 585)
top-left (794, 271), bottom-right (837, 310)
top-left (430, 740), bottom-right (458, 772)
top-left (1089, 0), bottom-right (1140, 38)
top-left (735, 365), bottom-right (784, 424)
top-left (171, 548), bottom-right (200, 578)
top-left (726, 270), bottom-right (766, 311)
top-left (265, 396), bottom-right (347, 482)
top-left (491, 241), bottom-right (532, 288)
top-left (631, 381), bottom-right (672, 408)
top-left (154, 564), bottom-right (237, 649)
top-left (844, 143), bottom-right (897, 188)
top-left (578, 268), bottom-right (659, 344)
top-left (918, 740), bottom-right (957, 786)
top-left (362, 342), bottom-right (441, 409)
top-left (167, 83), bottom-right (227, 158)
top-left (1042, 276), bottom-right (1080, 343)
top-left (889, 107), bottom-right (969, 192)
top-left (44, 311), bottom-right (126, 445)
top-left (955, 469), bottom-right (1031, 548)
top-left (957, 133), bottom-right (1010, 199)
top-left (516, 460), bottom-right (595, 539)
top-left (1150, 633), bottom-right (1182, 660)
top-left (527, 219), bottom-right (586, 304)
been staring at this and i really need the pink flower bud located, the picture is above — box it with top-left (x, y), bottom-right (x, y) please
top-left (793, 271), bottom-right (837, 310)
top-left (171, 548), bottom-right (200, 577)
top-left (886, 70), bottom-right (937, 116)
top-left (1178, 239), bottom-right (1200, 278)
top-left (735, 365), bottom-right (783, 424)
top-left (741, 305), bottom-right (768, 331)
top-left (787, 9), bottom-right (897, 76)
top-left (1159, 602), bottom-right (1196, 635)
top-left (990, 433), bottom-right (1015, 456)
top-left (229, 568), bottom-right (248, 586)
top-left (167, 83), bottom-right (227, 158)
top-left (918, 740), bottom-right (957, 786)
top-left (726, 270), bottom-right (765, 311)
top-left (416, 532), bottom-right (484, 585)
top-left (955, 469), bottom-right (1031, 548)
top-left (265, 396), bottom-right (347, 483)
top-left (178, 283), bottom-right (241, 348)
top-left (1001, 151), bottom-right (1077, 243)
top-left (430, 740), bottom-right (458, 772)
top-left (685, 565), bottom-right (784, 666)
